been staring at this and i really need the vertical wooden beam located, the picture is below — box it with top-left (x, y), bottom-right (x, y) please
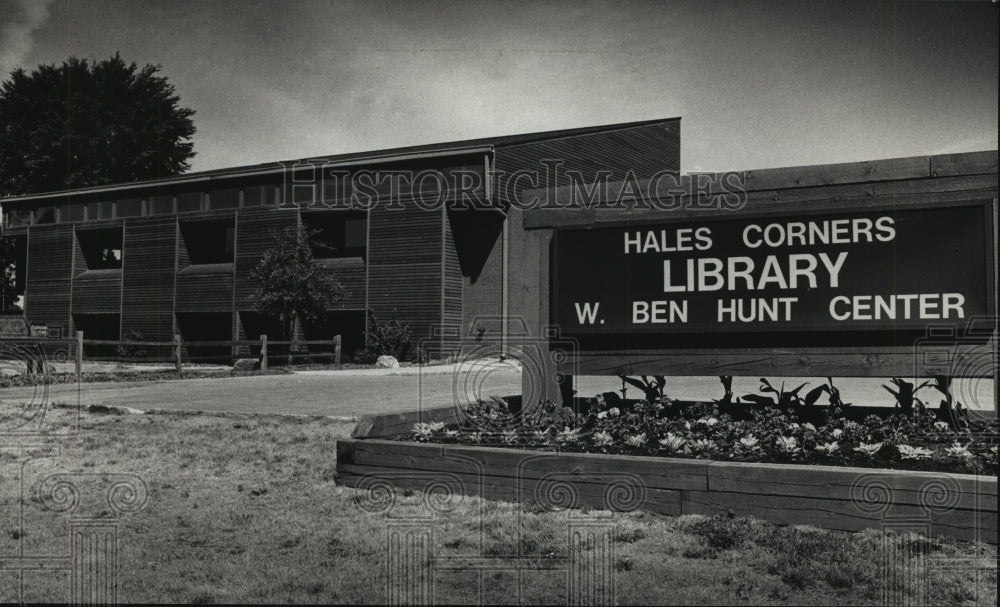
top-left (518, 227), bottom-right (563, 406)
top-left (118, 220), bottom-right (127, 341)
top-left (231, 209), bottom-right (240, 362)
top-left (334, 334), bottom-right (342, 365)
top-left (174, 334), bottom-right (182, 376)
top-left (171, 216), bottom-right (180, 356)
top-left (440, 205), bottom-right (446, 357)
top-left (75, 330), bottom-right (84, 380)
top-left (260, 334), bottom-right (268, 371)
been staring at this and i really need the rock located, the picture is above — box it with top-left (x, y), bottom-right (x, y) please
top-left (232, 358), bottom-right (259, 371)
top-left (375, 355), bottom-right (399, 369)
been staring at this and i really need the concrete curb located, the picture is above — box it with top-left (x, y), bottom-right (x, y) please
top-left (292, 359), bottom-right (522, 377)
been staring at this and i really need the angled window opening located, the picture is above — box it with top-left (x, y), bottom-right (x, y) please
top-left (179, 218), bottom-right (235, 266)
top-left (301, 210), bottom-right (367, 260)
top-left (77, 226), bottom-right (124, 270)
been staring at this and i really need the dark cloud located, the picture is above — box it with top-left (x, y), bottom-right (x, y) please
top-left (4, 0), bottom-right (996, 172)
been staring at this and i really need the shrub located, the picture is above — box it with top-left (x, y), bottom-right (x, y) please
top-left (355, 308), bottom-right (413, 362)
top-left (116, 329), bottom-right (147, 360)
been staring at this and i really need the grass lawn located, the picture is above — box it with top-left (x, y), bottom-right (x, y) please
top-left (1, 407), bottom-right (995, 605)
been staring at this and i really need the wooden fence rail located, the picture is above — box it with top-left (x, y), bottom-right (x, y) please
top-left (11, 332), bottom-right (346, 376)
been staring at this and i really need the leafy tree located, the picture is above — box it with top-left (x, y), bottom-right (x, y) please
top-left (0, 52), bottom-right (195, 196)
top-left (249, 226), bottom-right (348, 362)
top-left (0, 236), bottom-right (20, 312)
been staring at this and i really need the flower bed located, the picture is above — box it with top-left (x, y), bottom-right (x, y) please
top-left (402, 398), bottom-right (998, 476)
top-left (336, 396), bottom-right (997, 544)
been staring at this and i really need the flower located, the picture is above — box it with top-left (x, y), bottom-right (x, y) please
top-left (445, 429), bottom-right (459, 438)
top-left (696, 417), bottom-right (718, 427)
top-left (897, 444), bottom-right (933, 460)
top-left (556, 427), bottom-right (582, 444)
top-left (625, 433), bottom-right (647, 447)
top-left (593, 431), bottom-right (614, 447)
top-left (687, 439), bottom-right (716, 455)
top-left (502, 429), bottom-right (519, 444)
top-left (986, 446), bottom-right (1000, 463)
top-left (776, 436), bottom-right (798, 453)
top-left (469, 431), bottom-right (483, 444)
top-left (803, 423), bottom-right (817, 433)
top-left (853, 442), bottom-right (884, 457)
top-left (815, 441), bottom-right (840, 454)
top-left (933, 421), bottom-right (951, 432)
top-left (788, 423), bottom-right (800, 431)
top-left (597, 411), bottom-right (608, 420)
top-left (609, 407), bottom-right (621, 417)
top-left (413, 421), bottom-right (446, 437)
top-left (739, 436), bottom-right (759, 449)
top-left (658, 433), bottom-right (686, 452)
top-left (831, 428), bottom-right (844, 439)
top-left (945, 442), bottom-right (974, 461)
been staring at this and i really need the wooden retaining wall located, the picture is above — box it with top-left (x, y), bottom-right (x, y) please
top-left (336, 437), bottom-right (997, 544)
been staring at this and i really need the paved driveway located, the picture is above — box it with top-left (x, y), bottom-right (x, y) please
top-left (2, 364), bottom-right (522, 417)
top-left (2, 366), bottom-right (994, 417)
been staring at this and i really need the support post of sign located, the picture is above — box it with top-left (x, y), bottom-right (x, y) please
top-left (517, 226), bottom-right (566, 407)
top-left (559, 374), bottom-right (576, 411)
top-left (334, 335), bottom-right (341, 365)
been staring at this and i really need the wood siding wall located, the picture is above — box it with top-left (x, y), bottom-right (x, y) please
top-left (72, 271), bottom-right (122, 314)
top-left (442, 210), bottom-right (463, 352)
top-left (367, 202), bottom-right (443, 354)
top-left (175, 272), bottom-right (235, 312)
top-left (24, 224), bottom-right (75, 337)
top-left (319, 257), bottom-right (366, 310)
top-left (233, 207), bottom-right (297, 309)
top-left (494, 120), bottom-right (680, 203)
top-left (120, 217), bottom-right (177, 354)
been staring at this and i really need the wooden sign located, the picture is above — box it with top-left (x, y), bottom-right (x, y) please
top-left (553, 202), bottom-right (994, 343)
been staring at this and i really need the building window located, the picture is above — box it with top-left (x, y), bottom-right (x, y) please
top-left (207, 188), bottom-right (239, 210)
top-left (180, 219), bottom-right (235, 265)
top-left (243, 185), bottom-right (269, 206)
top-left (65, 204), bottom-right (86, 222)
top-left (35, 207), bottom-right (58, 224)
top-left (6, 209), bottom-right (31, 227)
top-left (150, 195), bottom-right (174, 215)
top-left (86, 201), bottom-right (114, 220)
top-left (116, 198), bottom-right (143, 218)
top-left (176, 192), bottom-right (203, 213)
top-left (77, 226), bottom-right (124, 270)
top-left (301, 210), bottom-right (367, 258)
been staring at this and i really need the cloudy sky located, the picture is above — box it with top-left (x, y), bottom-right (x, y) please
top-left (1, 0), bottom-right (996, 173)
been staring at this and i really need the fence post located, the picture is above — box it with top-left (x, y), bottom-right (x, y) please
top-left (260, 334), bottom-right (268, 371)
top-left (334, 334), bottom-right (342, 365)
top-left (173, 334), bottom-right (182, 376)
top-left (76, 330), bottom-right (84, 380)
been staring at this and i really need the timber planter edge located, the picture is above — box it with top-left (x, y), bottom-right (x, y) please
top-left (336, 436), bottom-right (997, 544)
